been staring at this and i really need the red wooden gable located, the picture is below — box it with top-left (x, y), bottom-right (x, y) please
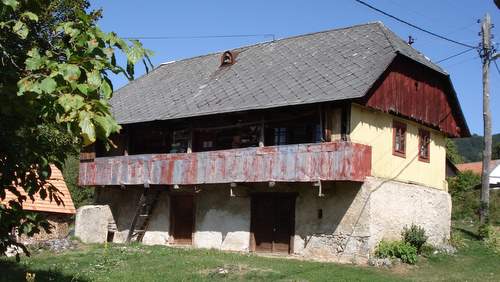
top-left (362, 56), bottom-right (469, 137)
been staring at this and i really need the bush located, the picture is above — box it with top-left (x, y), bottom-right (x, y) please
top-left (479, 224), bottom-right (500, 253)
top-left (402, 224), bottom-right (428, 254)
top-left (450, 230), bottom-right (467, 249)
top-left (447, 171), bottom-right (481, 221)
top-left (375, 240), bottom-right (418, 264)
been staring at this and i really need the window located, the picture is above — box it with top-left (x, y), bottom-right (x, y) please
top-left (418, 129), bottom-right (430, 162)
top-left (393, 121), bottom-right (407, 157)
top-left (274, 127), bottom-right (288, 145)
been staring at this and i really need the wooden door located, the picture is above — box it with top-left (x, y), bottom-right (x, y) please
top-left (170, 194), bottom-right (194, 245)
top-left (251, 194), bottom-right (295, 253)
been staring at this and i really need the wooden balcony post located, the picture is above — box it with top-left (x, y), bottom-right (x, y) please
top-left (259, 117), bottom-right (265, 147)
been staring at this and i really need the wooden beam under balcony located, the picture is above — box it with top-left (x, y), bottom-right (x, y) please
top-left (79, 142), bottom-right (371, 186)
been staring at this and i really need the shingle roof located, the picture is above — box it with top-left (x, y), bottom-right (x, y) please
top-left (110, 22), bottom-right (447, 125)
top-left (2, 165), bottom-right (76, 214)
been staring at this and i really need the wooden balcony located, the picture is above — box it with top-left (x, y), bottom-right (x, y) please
top-left (79, 142), bottom-right (371, 186)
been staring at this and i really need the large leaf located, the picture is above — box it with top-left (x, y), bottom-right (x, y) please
top-left (126, 40), bottom-right (145, 64)
top-left (58, 94), bottom-right (84, 112)
top-left (20, 12), bottom-right (38, 22)
top-left (79, 111), bottom-right (96, 145)
top-left (25, 49), bottom-right (44, 70)
top-left (93, 114), bottom-right (120, 138)
top-left (2, 0), bottom-right (18, 9)
top-left (59, 64), bottom-right (81, 82)
top-left (39, 77), bottom-right (57, 94)
top-left (13, 21), bottom-right (28, 39)
top-left (87, 70), bottom-right (101, 89)
top-left (100, 78), bottom-right (112, 99)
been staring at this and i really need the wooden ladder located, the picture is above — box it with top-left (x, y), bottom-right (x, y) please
top-left (126, 187), bottom-right (162, 243)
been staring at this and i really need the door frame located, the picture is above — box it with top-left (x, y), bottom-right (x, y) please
top-left (169, 193), bottom-right (196, 245)
top-left (249, 192), bottom-right (297, 254)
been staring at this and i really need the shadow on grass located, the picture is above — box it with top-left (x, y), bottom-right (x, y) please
top-left (452, 226), bottom-right (481, 240)
top-left (0, 260), bottom-right (88, 282)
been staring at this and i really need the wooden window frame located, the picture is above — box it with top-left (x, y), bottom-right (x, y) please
top-left (392, 120), bottom-right (407, 158)
top-left (418, 129), bottom-right (431, 162)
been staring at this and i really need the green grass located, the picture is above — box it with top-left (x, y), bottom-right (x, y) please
top-left (1, 227), bottom-right (499, 282)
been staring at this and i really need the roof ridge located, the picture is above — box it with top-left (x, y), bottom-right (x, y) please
top-left (375, 22), bottom-right (447, 75)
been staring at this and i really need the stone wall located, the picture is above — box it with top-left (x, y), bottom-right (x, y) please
top-left (76, 178), bottom-right (451, 262)
top-left (365, 177), bottom-right (451, 248)
top-left (75, 205), bottom-right (114, 243)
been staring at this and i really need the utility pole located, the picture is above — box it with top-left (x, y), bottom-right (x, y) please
top-left (479, 13), bottom-right (493, 224)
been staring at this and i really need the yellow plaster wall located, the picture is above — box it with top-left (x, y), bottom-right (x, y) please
top-left (349, 104), bottom-right (447, 190)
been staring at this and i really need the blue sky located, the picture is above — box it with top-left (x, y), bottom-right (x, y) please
top-left (90, 0), bottom-right (499, 135)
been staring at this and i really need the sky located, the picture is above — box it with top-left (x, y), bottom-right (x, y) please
top-left (90, 0), bottom-right (499, 136)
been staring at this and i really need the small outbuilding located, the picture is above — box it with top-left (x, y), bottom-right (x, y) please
top-left (2, 165), bottom-right (76, 243)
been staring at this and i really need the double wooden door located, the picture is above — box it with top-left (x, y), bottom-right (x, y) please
top-left (250, 193), bottom-right (296, 253)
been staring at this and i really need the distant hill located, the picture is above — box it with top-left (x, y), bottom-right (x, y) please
top-left (452, 133), bottom-right (500, 162)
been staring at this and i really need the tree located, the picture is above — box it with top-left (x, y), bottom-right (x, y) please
top-left (446, 139), bottom-right (464, 164)
top-left (493, 142), bottom-right (500, 160)
top-left (0, 0), bottom-right (152, 259)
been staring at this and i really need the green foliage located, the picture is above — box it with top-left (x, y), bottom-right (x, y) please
top-left (419, 244), bottom-right (435, 257)
top-left (452, 134), bottom-right (500, 162)
top-left (62, 155), bottom-right (94, 208)
top-left (493, 142), bottom-right (500, 160)
top-left (0, 0), bottom-right (151, 257)
top-left (449, 229), bottom-right (467, 249)
top-left (446, 139), bottom-right (463, 164)
top-left (401, 224), bottom-right (428, 254)
top-left (375, 240), bottom-right (418, 264)
top-left (448, 171), bottom-right (482, 221)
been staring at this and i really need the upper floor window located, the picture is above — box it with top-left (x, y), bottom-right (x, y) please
top-left (274, 127), bottom-right (288, 145)
top-left (393, 121), bottom-right (406, 157)
top-left (418, 129), bottom-right (430, 162)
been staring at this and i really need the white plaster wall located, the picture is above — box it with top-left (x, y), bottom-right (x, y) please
top-left (78, 179), bottom-right (451, 263)
top-left (365, 177), bottom-right (451, 248)
top-left (193, 186), bottom-right (250, 251)
top-left (142, 192), bottom-right (170, 245)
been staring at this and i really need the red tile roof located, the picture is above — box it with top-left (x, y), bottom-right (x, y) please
top-left (456, 160), bottom-right (500, 175)
top-left (1, 165), bottom-right (76, 214)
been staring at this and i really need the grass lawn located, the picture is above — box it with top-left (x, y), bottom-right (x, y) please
top-left (1, 227), bottom-right (499, 282)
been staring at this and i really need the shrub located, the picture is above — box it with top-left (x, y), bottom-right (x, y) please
top-left (479, 224), bottom-right (500, 253)
top-left (375, 240), bottom-right (418, 264)
top-left (450, 230), bottom-right (467, 249)
top-left (402, 224), bottom-right (428, 254)
top-left (419, 244), bottom-right (435, 257)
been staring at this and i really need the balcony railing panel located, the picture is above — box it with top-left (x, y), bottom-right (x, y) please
top-left (79, 142), bottom-right (371, 186)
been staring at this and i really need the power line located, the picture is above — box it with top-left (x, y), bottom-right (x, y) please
top-left (494, 60), bottom-right (500, 77)
top-left (353, 0), bottom-right (478, 49)
top-left (436, 48), bottom-right (476, 63)
top-left (124, 34), bottom-right (276, 41)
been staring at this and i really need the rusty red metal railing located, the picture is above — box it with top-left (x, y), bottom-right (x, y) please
top-left (79, 142), bottom-right (371, 186)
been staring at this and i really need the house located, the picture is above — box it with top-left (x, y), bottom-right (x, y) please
top-left (2, 165), bottom-right (76, 242)
top-left (457, 160), bottom-right (500, 188)
top-left (76, 22), bottom-right (469, 262)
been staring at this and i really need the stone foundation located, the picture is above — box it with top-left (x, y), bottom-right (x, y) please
top-left (75, 177), bottom-right (451, 262)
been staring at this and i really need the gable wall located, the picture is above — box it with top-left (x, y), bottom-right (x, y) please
top-left (350, 104), bottom-right (447, 190)
top-left (363, 56), bottom-right (465, 137)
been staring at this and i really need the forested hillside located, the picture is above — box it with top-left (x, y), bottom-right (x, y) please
top-left (453, 133), bottom-right (500, 162)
